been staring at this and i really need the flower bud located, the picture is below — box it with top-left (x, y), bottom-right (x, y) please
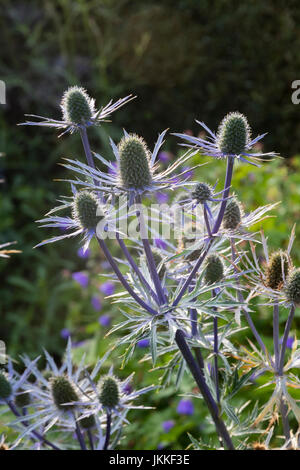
top-left (192, 182), bottom-right (212, 204)
top-left (118, 134), bottom-right (152, 190)
top-left (98, 376), bottom-right (120, 409)
top-left (265, 251), bottom-right (289, 290)
top-left (61, 86), bottom-right (94, 124)
top-left (73, 191), bottom-right (102, 231)
top-left (223, 197), bottom-right (242, 230)
top-left (51, 376), bottom-right (79, 410)
top-left (217, 112), bottom-right (250, 155)
top-left (80, 415), bottom-right (96, 430)
top-left (0, 372), bottom-right (12, 400)
top-left (204, 254), bottom-right (224, 285)
top-left (285, 268), bottom-right (300, 305)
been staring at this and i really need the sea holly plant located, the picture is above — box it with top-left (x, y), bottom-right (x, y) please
top-left (2, 86), bottom-right (299, 450)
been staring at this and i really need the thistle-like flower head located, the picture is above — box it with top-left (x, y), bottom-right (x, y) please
top-left (98, 376), bottom-right (120, 409)
top-left (61, 86), bottom-right (94, 125)
top-left (265, 251), bottom-right (290, 290)
top-left (223, 197), bottom-right (243, 230)
top-left (20, 88), bottom-right (135, 136)
top-left (72, 190), bottom-right (102, 231)
top-left (192, 182), bottom-right (213, 204)
top-left (285, 268), bottom-right (300, 306)
top-left (118, 134), bottom-right (152, 190)
top-left (217, 112), bottom-right (250, 156)
top-left (51, 376), bottom-right (79, 410)
top-left (174, 112), bottom-right (278, 165)
top-left (204, 254), bottom-right (224, 285)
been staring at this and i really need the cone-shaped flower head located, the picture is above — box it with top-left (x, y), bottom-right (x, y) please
top-left (223, 197), bottom-right (242, 230)
top-left (61, 86), bottom-right (94, 124)
top-left (265, 251), bottom-right (290, 290)
top-left (0, 373), bottom-right (12, 400)
top-left (192, 182), bottom-right (212, 204)
top-left (98, 376), bottom-right (120, 409)
top-left (285, 268), bottom-right (300, 305)
top-left (118, 134), bottom-right (152, 190)
top-left (51, 376), bottom-right (79, 410)
top-left (204, 254), bottom-right (224, 285)
top-left (72, 191), bottom-right (102, 231)
top-left (217, 112), bottom-right (250, 155)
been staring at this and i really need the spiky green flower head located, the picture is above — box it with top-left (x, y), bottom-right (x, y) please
top-left (50, 376), bottom-right (79, 410)
top-left (265, 251), bottom-right (290, 290)
top-left (178, 223), bottom-right (202, 262)
top-left (204, 254), bottom-right (224, 285)
top-left (217, 112), bottom-right (251, 155)
top-left (223, 196), bottom-right (243, 230)
top-left (0, 372), bottom-right (12, 400)
top-left (98, 376), bottom-right (120, 409)
top-left (192, 182), bottom-right (213, 204)
top-left (80, 415), bottom-right (96, 430)
top-left (118, 134), bottom-right (152, 190)
top-left (285, 268), bottom-right (300, 305)
top-left (72, 191), bottom-right (103, 231)
top-left (61, 86), bottom-right (94, 124)
top-left (15, 391), bottom-right (31, 408)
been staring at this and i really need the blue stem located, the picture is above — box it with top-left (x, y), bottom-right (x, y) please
top-left (116, 232), bottom-right (159, 304)
top-left (173, 156), bottom-right (234, 307)
top-left (136, 195), bottom-right (167, 306)
top-left (175, 330), bottom-right (234, 450)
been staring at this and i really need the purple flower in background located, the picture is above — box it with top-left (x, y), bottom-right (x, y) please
top-left (122, 382), bottom-right (133, 395)
top-left (177, 399), bottom-right (194, 416)
top-left (72, 271), bottom-right (89, 288)
top-left (158, 151), bottom-right (171, 163)
top-left (99, 281), bottom-right (115, 296)
top-left (154, 238), bottom-right (167, 250)
top-left (137, 339), bottom-right (150, 348)
top-left (280, 336), bottom-right (294, 349)
top-left (156, 192), bottom-right (169, 204)
top-left (182, 166), bottom-right (194, 179)
top-left (101, 261), bottom-right (111, 270)
top-left (77, 247), bottom-right (90, 259)
top-left (162, 420), bottom-right (175, 433)
top-left (98, 315), bottom-right (111, 327)
top-left (60, 328), bottom-right (71, 339)
top-left (91, 296), bottom-right (102, 312)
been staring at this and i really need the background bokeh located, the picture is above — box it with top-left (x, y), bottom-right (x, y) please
top-left (1, 0), bottom-right (300, 449)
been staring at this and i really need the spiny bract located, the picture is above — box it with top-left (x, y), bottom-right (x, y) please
top-left (204, 254), bottom-right (224, 285)
top-left (61, 86), bottom-right (94, 124)
top-left (51, 376), bottom-right (79, 410)
top-left (217, 112), bottom-right (250, 155)
top-left (118, 134), bottom-right (152, 190)
top-left (285, 268), bottom-right (300, 305)
top-left (192, 182), bottom-right (212, 204)
top-left (98, 376), bottom-right (120, 409)
top-left (223, 197), bottom-right (242, 230)
top-left (265, 251), bottom-right (290, 290)
top-left (73, 191), bottom-right (102, 231)
top-left (0, 373), bottom-right (12, 400)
